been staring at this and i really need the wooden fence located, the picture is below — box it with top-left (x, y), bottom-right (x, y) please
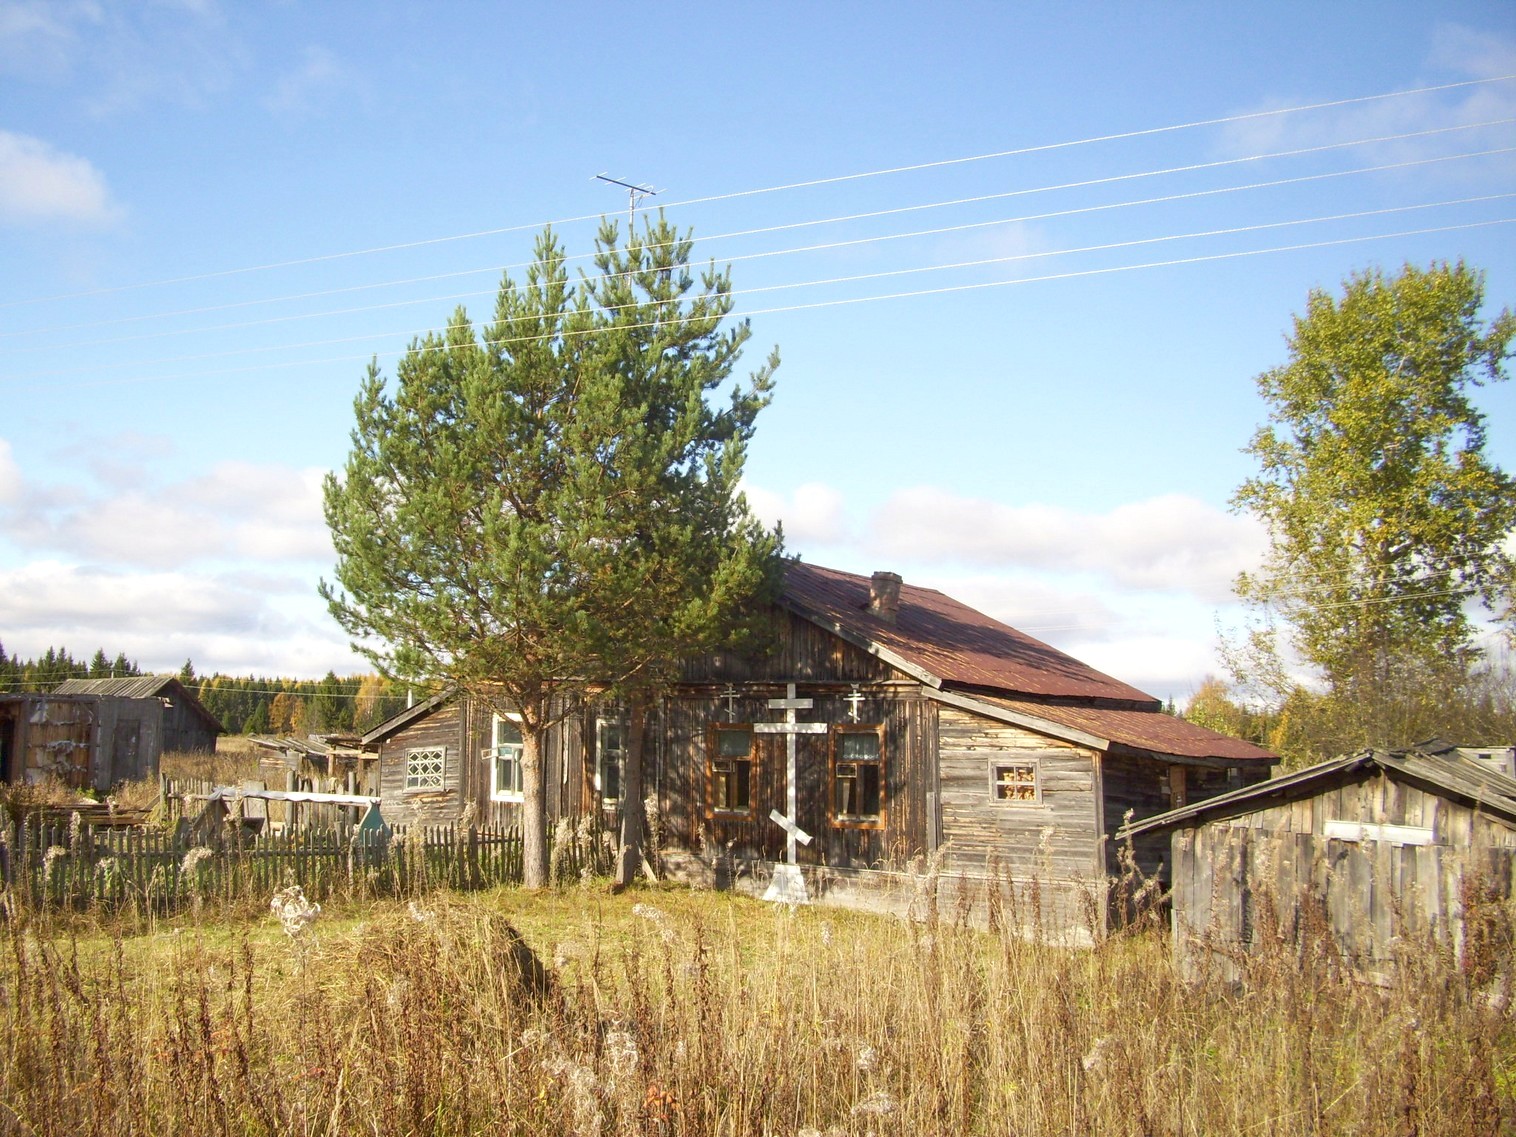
top-left (0, 813), bottom-right (614, 915)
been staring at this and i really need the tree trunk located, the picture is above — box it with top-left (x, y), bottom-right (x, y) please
top-left (615, 692), bottom-right (650, 889)
top-left (521, 727), bottom-right (550, 889)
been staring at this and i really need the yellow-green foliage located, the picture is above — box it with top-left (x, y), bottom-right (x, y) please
top-left (0, 886), bottom-right (1510, 1136)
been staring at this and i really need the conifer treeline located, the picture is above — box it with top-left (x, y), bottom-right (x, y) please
top-left (0, 642), bottom-right (415, 735)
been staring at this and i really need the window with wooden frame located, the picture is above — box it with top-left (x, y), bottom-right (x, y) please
top-left (488, 714), bottom-right (524, 802)
top-left (831, 724), bottom-right (885, 828)
top-left (990, 759), bottom-right (1040, 804)
top-left (405, 746), bottom-right (446, 792)
top-left (708, 725), bottom-right (754, 817)
top-left (596, 718), bottom-right (626, 806)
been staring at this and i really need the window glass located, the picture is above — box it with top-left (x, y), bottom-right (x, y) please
top-left (598, 720), bottom-right (625, 804)
top-left (992, 762), bottom-right (1038, 802)
top-left (711, 728), bottom-right (752, 813)
top-left (491, 715), bottom-right (524, 801)
top-left (833, 728), bottom-right (883, 824)
top-left (406, 747), bottom-right (445, 791)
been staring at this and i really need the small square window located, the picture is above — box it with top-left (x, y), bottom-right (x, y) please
top-left (405, 746), bottom-right (446, 792)
top-left (990, 761), bottom-right (1039, 803)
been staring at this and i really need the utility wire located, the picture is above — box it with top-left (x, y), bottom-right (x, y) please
top-left (10, 216), bottom-right (1511, 390)
top-left (7, 131), bottom-right (1509, 351)
top-left (4, 72), bottom-right (1511, 310)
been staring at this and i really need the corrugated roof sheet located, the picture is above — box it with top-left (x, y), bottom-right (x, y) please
top-left (52, 675), bottom-right (224, 732)
top-left (783, 562), bottom-right (1159, 705)
top-left (783, 562), bottom-right (1275, 764)
top-left (54, 676), bottom-right (180, 698)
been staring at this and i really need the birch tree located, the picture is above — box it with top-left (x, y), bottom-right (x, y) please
top-left (1232, 261), bottom-right (1516, 755)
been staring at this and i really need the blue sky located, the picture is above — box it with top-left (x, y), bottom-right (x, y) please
top-left (1, 1), bottom-right (1513, 702)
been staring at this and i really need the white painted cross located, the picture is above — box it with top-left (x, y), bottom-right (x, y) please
top-left (754, 681), bottom-right (825, 904)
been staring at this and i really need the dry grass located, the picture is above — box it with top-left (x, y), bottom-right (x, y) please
top-left (158, 735), bottom-right (266, 785)
top-left (0, 880), bottom-right (1511, 1136)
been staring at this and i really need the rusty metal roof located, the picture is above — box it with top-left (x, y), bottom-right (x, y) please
top-left (782, 561), bottom-right (1158, 705)
top-left (783, 562), bottom-right (1276, 765)
top-left (969, 694), bottom-right (1276, 763)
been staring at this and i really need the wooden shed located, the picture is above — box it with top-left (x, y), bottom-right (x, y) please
top-left (0, 684), bottom-right (219, 791)
top-left (1119, 748), bottom-right (1516, 976)
top-left (52, 676), bottom-right (223, 755)
top-left (363, 563), bottom-right (1275, 930)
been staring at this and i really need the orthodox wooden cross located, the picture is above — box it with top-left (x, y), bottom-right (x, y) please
top-left (754, 681), bottom-right (825, 903)
top-left (845, 683), bottom-right (865, 723)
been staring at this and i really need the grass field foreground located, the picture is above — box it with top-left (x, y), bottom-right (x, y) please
top-left (0, 882), bottom-right (1511, 1136)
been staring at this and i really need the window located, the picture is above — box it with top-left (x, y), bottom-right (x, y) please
top-left (405, 746), bottom-right (446, 792)
top-left (489, 714), bottom-right (524, 802)
top-left (990, 761), bottom-right (1040, 803)
top-left (832, 726), bottom-right (885, 827)
top-left (709, 726), bottom-right (753, 816)
top-left (596, 719), bottom-right (626, 806)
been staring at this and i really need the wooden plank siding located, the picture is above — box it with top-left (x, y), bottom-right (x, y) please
top-left (655, 682), bottom-right (937, 871)
top-left (1169, 767), bottom-right (1516, 975)
top-left (938, 708), bottom-right (1101, 881)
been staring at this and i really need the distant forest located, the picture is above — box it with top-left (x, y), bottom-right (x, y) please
top-left (0, 642), bottom-right (416, 736)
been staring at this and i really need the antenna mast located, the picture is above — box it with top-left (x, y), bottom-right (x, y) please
top-left (594, 173), bottom-right (658, 237)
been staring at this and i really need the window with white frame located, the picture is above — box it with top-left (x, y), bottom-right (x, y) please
top-left (405, 746), bottom-right (446, 792)
top-left (596, 719), bottom-right (626, 806)
top-left (709, 726), bottom-right (754, 816)
top-left (489, 714), bottom-right (524, 802)
top-left (990, 760), bottom-right (1040, 803)
top-left (832, 725), bottom-right (885, 827)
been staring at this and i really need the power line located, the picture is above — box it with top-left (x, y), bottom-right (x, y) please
top-left (9, 215), bottom-right (1510, 391)
top-left (13, 182), bottom-right (1513, 368)
top-left (4, 72), bottom-right (1510, 311)
top-left (5, 120), bottom-right (1508, 346)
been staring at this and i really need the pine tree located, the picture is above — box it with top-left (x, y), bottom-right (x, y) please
top-left (323, 217), bottom-right (782, 888)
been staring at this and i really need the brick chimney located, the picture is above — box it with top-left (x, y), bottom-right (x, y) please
top-left (868, 571), bottom-right (902, 623)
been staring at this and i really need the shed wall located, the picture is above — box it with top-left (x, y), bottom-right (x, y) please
top-left (1170, 770), bottom-right (1516, 974)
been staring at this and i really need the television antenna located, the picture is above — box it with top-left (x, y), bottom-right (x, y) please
top-left (594, 173), bottom-right (658, 235)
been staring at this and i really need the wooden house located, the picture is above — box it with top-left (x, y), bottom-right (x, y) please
top-left (362, 562), bottom-right (1275, 924)
top-left (1, 676), bottom-right (222, 790)
top-left (1118, 748), bottom-right (1516, 976)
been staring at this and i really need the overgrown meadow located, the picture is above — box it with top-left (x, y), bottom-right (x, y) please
top-left (0, 871), bottom-right (1511, 1136)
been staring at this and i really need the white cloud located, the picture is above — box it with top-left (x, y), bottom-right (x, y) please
top-left (864, 487), bottom-right (1265, 601)
top-left (744, 480), bottom-right (851, 547)
top-left (1216, 27), bottom-right (1516, 179)
top-left (0, 443), bottom-right (333, 568)
top-left (0, 129), bottom-right (122, 226)
top-left (0, 559), bottom-right (363, 676)
top-left (265, 45), bottom-right (356, 117)
top-left (0, 438), bottom-right (21, 504)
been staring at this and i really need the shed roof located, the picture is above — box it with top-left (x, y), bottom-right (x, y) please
top-left (51, 675), bottom-right (224, 733)
top-left (1118, 748), bottom-right (1516, 840)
